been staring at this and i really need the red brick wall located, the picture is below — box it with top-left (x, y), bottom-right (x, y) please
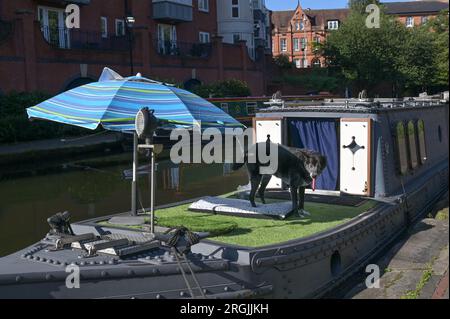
top-left (0, 0), bottom-right (265, 95)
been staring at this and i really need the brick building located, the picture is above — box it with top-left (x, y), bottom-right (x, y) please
top-left (271, 1), bottom-right (449, 68)
top-left (0, 0), bottom-right (267, 95)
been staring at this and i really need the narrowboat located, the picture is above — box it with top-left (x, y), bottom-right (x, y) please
top-left (0, 93), bottom-right (448, 299)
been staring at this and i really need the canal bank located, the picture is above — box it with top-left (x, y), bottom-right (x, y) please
top-left (0, 132), bottom-right (125, 167)
top-left (330, 193), bottom-right (449, 299)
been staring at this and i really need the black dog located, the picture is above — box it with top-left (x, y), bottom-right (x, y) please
top-left (233, 141), bottom-right (327, 217)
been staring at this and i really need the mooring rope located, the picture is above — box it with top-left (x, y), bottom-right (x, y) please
top-left (165, 227), bottom-right (206, 299)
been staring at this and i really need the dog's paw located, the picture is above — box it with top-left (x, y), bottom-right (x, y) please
top-left (298, 209), bottom-right (311, 217)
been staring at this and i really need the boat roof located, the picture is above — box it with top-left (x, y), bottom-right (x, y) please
top-left (257, 96), bottom-right (449, 115)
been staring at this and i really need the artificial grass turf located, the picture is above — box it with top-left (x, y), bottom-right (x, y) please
top-left (153, 199), bottom-right (377, 247)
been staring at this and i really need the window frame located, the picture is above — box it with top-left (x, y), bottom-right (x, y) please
top-left (280, 38), bottom-right (287, 52)
top-left (199, 31), bottom-right (211, 43)
top-left (417, 120), bottom-right (427, 165)
top-left (101, 17), bottom-right (108, 38)
top-left (407, 120), bottom-right (419, 170)
top-left (198, 0), bottom-right (209, 13)
top-left (231, 0), bottom-right (239, 18)
top-left (327, 20), bottom-right (339, 30)
top-left (115, 19), bottom-right (126, 37)
top-left (293, 38), bottom-right (300, 52)
top-left (406, 16), bottom-right (414, 28)
top-left (395, 121), bottom-right (409, 175)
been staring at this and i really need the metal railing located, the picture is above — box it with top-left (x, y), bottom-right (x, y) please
top-left (40, 26), bottom-right (129, 51)
top-left (154, 40), bottom-right (212, 58)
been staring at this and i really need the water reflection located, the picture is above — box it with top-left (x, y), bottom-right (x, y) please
top-left (0, 154), bottom-right (247, 256)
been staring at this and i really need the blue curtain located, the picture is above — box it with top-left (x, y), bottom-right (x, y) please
top-left (289, 119), bottom-right (339, 191)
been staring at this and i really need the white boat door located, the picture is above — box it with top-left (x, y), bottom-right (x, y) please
top-left (340, 119), bottom-right (372, 196)
top-left (254, 118), bottom-right (283, 189)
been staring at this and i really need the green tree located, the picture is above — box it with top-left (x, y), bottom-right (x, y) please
top-left (273, 54), bottom-right (294, 69)
top-left (322, 5), bottom-right (443, 96)
top-left (191, 79), bottom-right (251, 98)
top-left (348, 0), bottom-right (380, 13)
top-left (427, 10), bottom-right (449, 88)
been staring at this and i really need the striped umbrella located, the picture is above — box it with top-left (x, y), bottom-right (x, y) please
top-left (26, 68), bottom-right (244, 132)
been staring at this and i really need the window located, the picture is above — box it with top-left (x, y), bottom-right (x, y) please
top-left (295, 21), bottom-right (304, 31)
top-left (115, 19), bottom-right (125, 36)
top-left (293, 38), bottom-right (300, 52)
top-left (198, 0), bottom-right (209, 12)
top-left (406, 17), bottom-right (414, 28)
top-left (246, 102), bottom-right (257, 115)
top-left (327, 20), bottom-right (339, 30)
top-left (101, 17), bottom-right (108, 38)
top-left (220, 103), bottom-right (229, 113)
top-left (395, 122), bottom-right (409, 175)
top-left (314, 36), bottom-right (320, 44)
top-left (233, 33), bottom-right (241, 44)
top-left (280, 38), bottom-right (287, 52)
top-left (421, 16), bottom-right (428, 25)
top-left (407, 121), bottom-right (419, 170)
top-left (300, 37), bottom-right (307, 50)
top-left (302, 58), bottom-right (308, 68)
top-left (37, 6), bottom-right (70, 49)
top-left (313, 59), bottom-right (321, 67)
top-left (294, 58), bottom-right (301, 69)
top-left (417, 120), bottom-right (427, 165)
top-left (157, 24), bottom-right (177, 55)
top-left (199, 32), bottom-right (210, 43)
top-left (232, 0), bottom-right (239, 18)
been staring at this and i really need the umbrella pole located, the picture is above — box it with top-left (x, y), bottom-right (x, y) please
top-left (131, 132), bottom-right (139, 216)
top-left (150, 145), bottom-right (156, 234)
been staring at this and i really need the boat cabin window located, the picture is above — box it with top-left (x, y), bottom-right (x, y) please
top-left (407, 121), bottom-right (419, 170)
top-left (417, 120), bottom-right (427, 165)
top-left (395, 122), bottom-right (409, 175)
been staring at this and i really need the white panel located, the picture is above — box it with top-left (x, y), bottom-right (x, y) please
top-left (340, 120), bottom-right (370, 195)
top-left (255, 120), bottom-right (282, 189)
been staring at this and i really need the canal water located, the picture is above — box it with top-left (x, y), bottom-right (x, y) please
top-left (0, 152), bottom-right (247, 257)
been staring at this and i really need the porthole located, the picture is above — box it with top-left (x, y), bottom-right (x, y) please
top-left (407, 121), bottom-right (418, 170)
top-left (395, 122), bottom-right (408, 175)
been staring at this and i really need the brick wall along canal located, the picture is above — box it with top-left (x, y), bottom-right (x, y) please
top-left (0, 154), bottom-right (248, 256)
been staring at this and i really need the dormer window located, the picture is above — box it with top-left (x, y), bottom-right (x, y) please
top-left (327, 20), bottom-right (339, 30)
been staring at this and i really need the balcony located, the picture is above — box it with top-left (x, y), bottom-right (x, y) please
top-left (40, 26), bottom-right (128, 51)
top-left (152, 0), bottom-right (193, 23)
top-left (154, 40), bottom-right (212, 58)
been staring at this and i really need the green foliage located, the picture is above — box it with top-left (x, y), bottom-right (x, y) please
top-left (427, 10), bottom-right (449, 88)
top-left (191, 79), bottom-right (251, 98)
top-left (275, 69), bottom-right (340, 92)
top-left (0, 91), bottom-right (87, 144)
top-left (273, 54), bottom-right (295, 69)
top-left (322, 7), bottom-right (448, 96)
top-left (348, 0), bottom-right (380, 13)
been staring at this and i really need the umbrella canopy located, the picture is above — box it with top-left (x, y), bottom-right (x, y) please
top-left (27, 68), bottom-right (244, 132)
